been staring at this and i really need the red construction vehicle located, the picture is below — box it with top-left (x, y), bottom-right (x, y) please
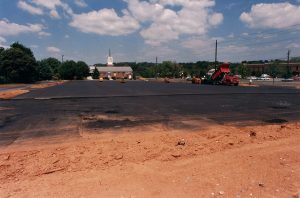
top-left (202, 63), bottom-right (239, 86)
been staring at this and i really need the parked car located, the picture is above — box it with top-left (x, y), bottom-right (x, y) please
top-left (258, 74), bottom-right (270, 80)
top-left (186, 76), bottom-right (192, 81)
top-left (293, 76), bottom-right (300, 81)
top-left (282, 78), bottom-right (294, 82)
top-left (246, 76), bottom-right (258, 80)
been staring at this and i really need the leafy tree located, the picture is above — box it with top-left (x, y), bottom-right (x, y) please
top-left (0, 42), bottom-right (38, 83)
top-left (58, 60), bottom-right (77, 80)
top-left (92, 67), bottom-right (100, 79)
top-left (36, 60), bottom-right (53, 80)
top-left (237, 64), bottom-right (250, 78)
top-left (75, 61), bottom-right (90, 80)
top-left (268, 62), bottom-right (280, 78)
top-left (39, 57), bottom-right (61, 78)
top-left (290, 57), bottom-right (300, 63)
top-left (283, 67), bottom-right (292, 79)
top-left (58, 60), bottom-right (90, 80)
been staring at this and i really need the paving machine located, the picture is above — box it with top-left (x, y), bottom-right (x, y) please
top-left (202, 63), bottom-right (239, 86)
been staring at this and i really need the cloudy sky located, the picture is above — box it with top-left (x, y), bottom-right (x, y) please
top-left (0, 0), bottom-right (300, 64)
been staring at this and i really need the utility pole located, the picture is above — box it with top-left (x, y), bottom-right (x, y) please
top-left (155, 56), bottom-right (158, 78)
top-left (61, 55), bottom-right (64, 63)
top-left (215, 40), bottom-right (218, 70)
top-left (287, 50), bottom-right (291, 77)
top-left (287, 50), bottom-right (290, 66)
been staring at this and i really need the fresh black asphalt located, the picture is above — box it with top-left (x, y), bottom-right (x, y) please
top-left (15, 80), bottom-right (300, 99)
top-left (1, 80), bottom-right (300, 146)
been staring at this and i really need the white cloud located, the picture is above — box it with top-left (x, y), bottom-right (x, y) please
top-left (228, 33), bottom-right (234, 38)
top-left (126, 0), bottom-right (223, 45)
top-left (50, 9), bottom-right (60, 19)
top-left (18, 0), bottom-right (73, 19)
top-left (0, 36), bottom-right (9, 48)
top-left (69, 8), bottom-right (140, 36)
top-left (75, 0), bottom-right (87, 8)
top-left (68, 0), bottom-right (222, 45)
top-left (17, 1), bottom-right (43, 15)
top-left (0, 19), bottom-right (44, 36)
top-left (65, 34), bottom-right (70, 39)
top-left (31, 0), bottom-right (62, 10)
top-left (0, 36), bottom-right (6, 43)
top-left (30, 44), bottom-right (39, 49)
top-left (38, 31), bottom-right (51, 37)
top-left (126, 0), bottom-right (164, 22)
top-left (140, 22), bottom-right (179, 46)
top-left (240, 3), bottom-right (300, 29)
top-left (286, 43), bottom-right (300, 49)
top-left (209, 13), bottom-right (223, 26)
top-left (47, 46), bottom-right (61, 54)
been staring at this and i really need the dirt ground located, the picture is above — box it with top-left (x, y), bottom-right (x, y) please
top-left (0, 120), bottom-right (299, 198)
top-left (0, 81), bottom-right (65, 99)
top-left (0, 89), bottom-right (29, 99)
top-left (30, 81), bottom-right (65, 89)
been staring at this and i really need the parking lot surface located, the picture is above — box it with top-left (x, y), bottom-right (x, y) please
top-left (1, 80), bottom-right (300, 146)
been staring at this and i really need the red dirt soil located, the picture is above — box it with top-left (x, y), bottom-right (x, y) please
top-left (0, 89), bottom-right (29, 99)
top-left (0, 122), bottom-right (299, 197)
top-left (30, 81), bottom-right (65, 89)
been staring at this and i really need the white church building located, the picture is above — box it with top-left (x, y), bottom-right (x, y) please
top-left (90, 49), bottom-right (133, 79)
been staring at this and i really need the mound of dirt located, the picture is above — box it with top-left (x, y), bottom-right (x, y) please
top-left (0, 122), bottom-right (299, 197)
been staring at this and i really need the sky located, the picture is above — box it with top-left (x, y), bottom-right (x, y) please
top-left (0, 0), bottom-right (300, 65)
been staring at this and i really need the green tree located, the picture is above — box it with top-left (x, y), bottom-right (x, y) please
top-left (36, 60), bottom-right (53, 80)
top-left (92, 67), bottom-right (100, 79)
top-left (39, 57), bottom-right (61, 78)
top-left (58, 60), bottom-right (90, 80)
top-left (283, 67), bottom-right (292, 79)
top-left (0, 42), bottom-right (38, 83)
top-left (58, 60), bottom-right (77, 80)
top-left (268, 62), bottom-right (280, 78)
top-left (237, 64), bottom-right (250, 78)
top-left (75, 61), bottom-right (90, 80)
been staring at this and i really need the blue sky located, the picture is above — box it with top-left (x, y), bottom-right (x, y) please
top-left (0, 0), bottom-right (300, 64)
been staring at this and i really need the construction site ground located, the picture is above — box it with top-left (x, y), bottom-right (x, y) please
top-left (0, 80), bottom-right (300, 197)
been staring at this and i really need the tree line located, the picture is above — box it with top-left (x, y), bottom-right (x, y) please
top-left (114, 60), bottom-right (294, 79)
top-left (0, 42), bottom-right (296, 83)
top-left (0, 42), bottom-right (90, 83)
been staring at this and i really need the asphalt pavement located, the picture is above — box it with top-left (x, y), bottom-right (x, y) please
top-left (1, 80), bottom-right (300, 146)
top-left (15, 80), bottom-right (300, 99)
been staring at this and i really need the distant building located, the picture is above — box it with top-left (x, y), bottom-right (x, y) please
top-left (244, 62), bottom-right (300, 76)
top-left (90, 49), bottom-right (133, 79)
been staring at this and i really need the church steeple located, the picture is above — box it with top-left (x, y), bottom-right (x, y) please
top-left (107, 48), bottom-right (114, 66)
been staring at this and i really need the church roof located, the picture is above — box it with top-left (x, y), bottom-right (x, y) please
top-left (96, 66), bottom-right (133, 72)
